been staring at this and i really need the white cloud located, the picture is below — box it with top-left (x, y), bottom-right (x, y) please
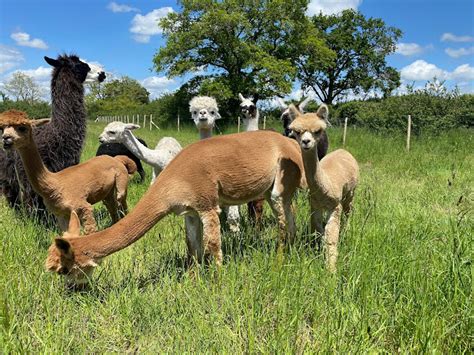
top-left (0, 45), bottom-right (24, 74)
top-left (451, 64), bottom-right (474, 81)
top-left (440, 33), bottom-right (474, 43)
top-left (130, 7), bottom-right (174, 43)
top-left (395, 43), bottom-right (426, 56)
top-left (307, 0), bottom-right (362, 16)
top-left (141, 76), bottom-right (176, 98)
top-left (400, 60), bottom-right (448, 81)
top-left (11, 32), bottom-right (48, 49)
top-left (445, 47), bottom-right (474, 58)
top-left (107, 2), bottom-right (139, 13)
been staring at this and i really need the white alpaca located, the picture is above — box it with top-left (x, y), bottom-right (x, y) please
top-left (99, 122), bottom-right (182, 184)
top-left (238, 93), bottom-right (259, 131)
top-left (188, 96), bottom-right (241, 233)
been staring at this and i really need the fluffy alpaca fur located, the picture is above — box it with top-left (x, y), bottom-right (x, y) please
top-left (288, 104), bottom-right (359, 272)
top-left (0, 54), bottom-right (105, 217)
top-left (189, 96), bottom-right (241, 232)
top-left (277, 97), bottom-right (329, 161)
top-left (45, 130), bottom-right (306, 285)
top-left (0, 110), bottom-right (136, 233)
top-left (99, 121), bottom-right (181, 184)
top-left (96, 138), bottom-right (149, 183)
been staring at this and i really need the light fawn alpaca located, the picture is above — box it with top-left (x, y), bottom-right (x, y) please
top-left (0, 110), bottom-right (136, 233)
top-left (45, 130), bottom-right (306, 286)
top-left (288, 104), bottom-right (359, 272)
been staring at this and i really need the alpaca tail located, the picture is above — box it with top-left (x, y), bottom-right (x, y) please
top-left (114, 155), bottom-right (137, 175)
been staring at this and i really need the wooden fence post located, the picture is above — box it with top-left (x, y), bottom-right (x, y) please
top-left (406, 115), bottom-right (412, 152)
top-left (263, 115), bottom-right (266, 129)
top-left (237, 115), bottom-right (241, 133)
top-left (343, 117), bottom-right (348, 146)
top-left (177, 113), bottom-right (180, 132)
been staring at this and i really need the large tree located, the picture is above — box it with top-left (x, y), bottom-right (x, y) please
top-left (297, 10), bottom-right (402, 104)
top-left (103, 76), bottom-right (150, 105)
top-left (4, 72), bottom-right (42, 103)
top-left (153, 0), bottom-right (331, 117)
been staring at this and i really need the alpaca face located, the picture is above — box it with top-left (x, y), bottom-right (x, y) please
top-left (189, 96), bottom-right (221, 130)
top-left (277, 97), bottom-right (313, 137)
top-left (238, 94), bottom-right (257, 120)
top-left (99, 122), bottom-right (139, 143)
top-left (0, 110), bottom-right (50, 150)
top-left (44, 55), bottom-right (106, 84)
top-left (288, 104), bottom-right (328, 152)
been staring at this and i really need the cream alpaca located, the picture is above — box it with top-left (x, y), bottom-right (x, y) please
top-left (0, 110), bottom-right (136, 233)
top-left (288, 104), bottom-right (359, 272)
top-left (99, 121), bottom-right (182, 184)
top-left (45, 130), bottom-right (306, 285)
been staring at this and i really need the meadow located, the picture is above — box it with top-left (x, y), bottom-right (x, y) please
top-left (1, 122), bottom-right (472, 352)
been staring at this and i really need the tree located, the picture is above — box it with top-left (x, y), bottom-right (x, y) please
top-left (103, 76), bottom-right (150, 105)
top-left (153, 0), bottom-right (332, 117)
top-left (297, 10), bottom-right (402, 104)
top-left (4, 72), bottom-right (42, 103)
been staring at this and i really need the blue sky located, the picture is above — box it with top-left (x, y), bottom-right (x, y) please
top-left (0, 0), bottom-right (473, 101)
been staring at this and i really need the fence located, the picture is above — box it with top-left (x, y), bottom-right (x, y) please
top-left (95, 114), bottom-right (160, 130)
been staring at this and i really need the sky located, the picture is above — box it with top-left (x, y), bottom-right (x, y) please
top-left (0, 0), bottom-right (473, 102)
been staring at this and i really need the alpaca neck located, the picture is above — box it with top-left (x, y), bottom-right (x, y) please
top-left (16, 137), bottom-right (54, 194)
top-left (301, 148), bottom-right (330, 194)
top-left (199, 128), bottom-right (213, 140)
top-left (122, 130), bottom-right (158, 165)
top-left (243, 111), bottom-right (259, 132)
top-left (70, 183), bottom-right (172, 259)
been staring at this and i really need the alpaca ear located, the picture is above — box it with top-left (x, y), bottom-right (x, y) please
top-left (44, 56), bottom-right (60, 68)
top-left (276, 97), bottom-right (288, 109)
top-left (316, 104), bottom-right (329, 121)
top-left (31, 118), bottom-right (51, 127)
top-left (238, 93), bottom-right (245, 102)
top-left (55, 238), bottom-right (71, 254)
top-left (298, 97), bottom-right (312, 112)
top-left (124, 124), bottom-right (140, 130)
top-left (287, 104), bottom-right (300, 122)
top-left (68, 211), bottom-right (81, 236)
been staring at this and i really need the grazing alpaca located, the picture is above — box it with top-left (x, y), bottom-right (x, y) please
top-left (288, 104), bottom-right (359, 272)
top-left (0, 110), bottom-right (136, 233)
top-left (277, 97), bottom-right (329, 160)
top-left (238, 93), bottom-right (265, 224)
top-left (98, 121), bottom-right (181, 184)
top-left (96, 138), bottom-right (149, 183)
top-left (45, 130), bottom-right (306, 285)
top-left (189, 96), bottom-right (240, 233)
top-left (0, 54), bottom-right (106, 217)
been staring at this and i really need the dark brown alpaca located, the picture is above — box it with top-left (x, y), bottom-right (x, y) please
top-left (0, 54), bottom-right (105, 220)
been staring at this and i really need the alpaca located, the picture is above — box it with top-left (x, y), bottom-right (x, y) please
top-left (288, 104), bottom-right (359, 272)
top-left (45, 130), bottom-right (306, 285)
top-left (0, 110), bottom-right (136, 233)
top-left (0, 54), bottom-right (106, 217)
top-left (277, 97), bottom-right (329, 160)
top-left (96, 137), bottom-right (149, 183)
top-left (189, 96), bottom-right (240, 233)
top-left (98, 121), bottom-right (181, 184)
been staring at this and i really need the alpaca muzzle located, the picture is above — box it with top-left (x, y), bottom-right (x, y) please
top-left (98, 71), bottom-right (106, 83)
top-left (2, 136), bottom-right (13, 149)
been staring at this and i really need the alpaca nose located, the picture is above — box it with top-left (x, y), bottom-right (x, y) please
top-left (2, 135), bottom-right (13, 148)
top-left (98, 71), bottom-right (106, 82)
top-left (302, 139), bottom-right (310, 146)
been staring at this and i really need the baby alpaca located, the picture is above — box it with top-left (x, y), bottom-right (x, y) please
top-left (288, 104), bottom-right (359, 272)
top-left (0, 110), bottom-right (136, 233)
top-left (99, 122), bottom-right (182, 184)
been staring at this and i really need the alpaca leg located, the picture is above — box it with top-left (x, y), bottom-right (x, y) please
top-left (78, 205), bottom-right (97, 234)
top-left (342, 191), bottom-right (355, 218)
top-left (266, 193), bottom-right (287, 253)
top-left (115, 173), bottom-right (129, 217)
top-left (150, 168), bottom-right (157, 185)
top-left (199, 209), bottom-right (222, 266)
top-left (324, 204), bottom-right (343, 273)
top-left (310, 207), bottom-right (324, 252)
top-left (103, 194), bottom-right (120, 224)
top-left (185, 212), bottom-right (204, 263)
top-left (248, 198), bottom-right (264, 226)
top-left (283, 199), bottom-right (296, 245)
top-left (225, 205), bottom-right (240, 233)
top-left (57, 215), bottom-right (69, 232)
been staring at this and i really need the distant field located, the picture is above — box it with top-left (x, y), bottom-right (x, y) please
top-left (1, 122), bottom-right (472, 352)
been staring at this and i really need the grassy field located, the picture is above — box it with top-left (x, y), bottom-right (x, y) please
top-left (1, 122), bottom-right (472, 352)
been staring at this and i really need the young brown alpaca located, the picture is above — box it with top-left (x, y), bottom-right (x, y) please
top-left (0, 110), bottom-right (136, 233)
top-left (45, 130), bottom-right (306, 285)
top-left (288, 104), bottom-right (359, 273)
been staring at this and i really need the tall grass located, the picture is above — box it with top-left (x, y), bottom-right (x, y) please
top-left (1, 123), bottom-right (472, 352)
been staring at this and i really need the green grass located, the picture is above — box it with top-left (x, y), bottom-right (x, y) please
top-left (1, 122), bottom-right (472, 352)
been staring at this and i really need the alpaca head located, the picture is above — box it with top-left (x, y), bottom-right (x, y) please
top-left (0, 110), bottom-right (50, 150)
top-left (189, 96), bottom-right (221, 130)
top-left (238, 93), bottom-right (257, 120)
top-left (44, 54), bottom-right (106, 84)
top-left (277, 97), bottom-right (313, 134)
top-left (45, 211), bottom-right (100, 287)
top-left (288, 104), bottom-right (328, 151)
top-left (99, 121), bottom-right (140, 143)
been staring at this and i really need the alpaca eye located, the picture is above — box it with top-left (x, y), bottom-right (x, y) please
top-left (210, 111), bottom-right (215, 114)
top-left (18, 126), bottom-right (27, 133)
top-left (108, 131), bottom-right (115, 135)
top-left (193, 111), bottom-right (197, 115)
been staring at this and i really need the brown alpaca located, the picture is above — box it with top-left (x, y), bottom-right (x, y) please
top-left (45, 130), bottom-right (306, 285)
top-left (288, 104), bottom-right (359, 273)
top-left (0, 110), bottom-right (136, 233)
